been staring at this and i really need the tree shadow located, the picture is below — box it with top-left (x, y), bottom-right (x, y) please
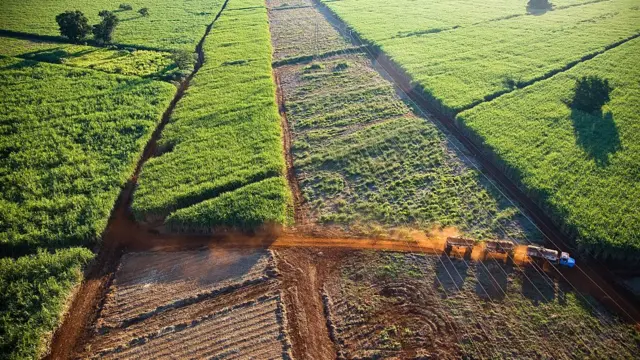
top-left (571, 108), bottom-right (620, 167)
top-left (20, 47), bottom-right (98, 64)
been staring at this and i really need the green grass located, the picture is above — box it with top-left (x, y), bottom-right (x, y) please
top-left (0, 0), bottom-right (225, 51)
top-left (0, 37), bottom-right (181, 79)
top-left (0, 57), bottom-right (175, 254)
top-left (457, 38), bottom-right (640, 261)
top-left (133, 0), bottom-right (292, 230)
top-left (0, 248), bottom-right (93, 360)
top-left (282, 56), bottom-right (538, 241)
top-left (323, 0), bottom-right (640, 112)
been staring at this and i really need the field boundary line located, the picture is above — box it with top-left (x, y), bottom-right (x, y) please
top-left (271, 45), bottom-right (368, 67)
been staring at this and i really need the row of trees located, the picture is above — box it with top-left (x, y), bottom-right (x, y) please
top-left (55, 10), bottom-right (118, 43)
top-left (55, 6), bottom-right (149, 44)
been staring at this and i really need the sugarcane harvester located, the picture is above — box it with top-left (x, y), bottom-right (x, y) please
top-left (445, 237), bottom-right (576, 268)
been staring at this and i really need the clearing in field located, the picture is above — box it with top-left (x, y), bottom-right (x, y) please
top-left (322, 250), bottom-right (639, 359)
top-left (269, 2), bottom-right (539, 242)
top-left (83, 248), bottom-right (292, 359)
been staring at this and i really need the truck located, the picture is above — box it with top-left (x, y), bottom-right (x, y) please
top-left (444, 237), bottom-right (576, 268)
top-left (525, 245), bottom-right (576, 268)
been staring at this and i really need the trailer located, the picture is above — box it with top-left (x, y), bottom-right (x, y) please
top-left (484, 240), bottom-right (515, 254)
top-left (445, 236), bottom-right (475, 258)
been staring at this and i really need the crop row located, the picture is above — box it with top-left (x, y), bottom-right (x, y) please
top-left (132, 0), bottom-right (292, 231)
top-left (0, 0), bottom-right (226, 51)
top-left (323, 0), bottom-right (640, 112)
top-left (457, 38), bottom-right (640, 261)
top-left (0, 36), bottom-right (180, 79)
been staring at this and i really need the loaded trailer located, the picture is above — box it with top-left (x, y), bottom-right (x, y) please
top-left (444, 237), bottom-right (576, 268)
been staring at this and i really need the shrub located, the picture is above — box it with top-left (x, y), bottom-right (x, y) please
top-left (138, 7), bottom-right (150, 17)
top-left (55, 10), bottom-right (91, 43)
top-left (93, 10), bottom-right (119, 44)
top-left (171, 49), bottom-right (196, 70)
top-left (571, 75), bottom-right (612, 113)
top-left (119, 3), bottom-right (133, 11)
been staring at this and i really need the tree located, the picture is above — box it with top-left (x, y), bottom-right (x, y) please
top-left (93, 10), bottom-right (119, 44)
top-left (119, 3), bottom-right (133, 10)
top-left (55, 10), bottom-right (91, 43)
top-left (571, 76), bottom-right (613, 113)
top-left (138, 7), bottom-right (150, 17)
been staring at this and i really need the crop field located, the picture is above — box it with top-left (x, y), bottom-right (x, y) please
top-left (2, 0), bottom-right (640, 358)
top-left (83, 249), bottom-right (291, 359)
top-left (323, 251), bottom-right (639, 359)
top-left (0, 37), bottom-right (179, 78)
top-left (321, 0), bottom-right (600, 42)
top-left (457, 39), bottom-right (640, 260)
top-left (98, 249), bottom-right (276, 329)
top-left (0, 0), bottom-right (225, 51)
top-left (267, 0), bottom-right (353, 61)
top-left (275, 50), bottom-right (538, 241)
top-left (320, 0), bottom-right (640, 260)
top-left (0, 57), bottom-right (175, 253)
top-left (133, 0), bottom-right (292, 231)
top-left (0, 248), bottom-right (93, 359)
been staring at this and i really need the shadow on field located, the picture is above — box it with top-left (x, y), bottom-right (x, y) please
top-left (475, 261), bottom-right (511, 301)
top-left (521, 265), bottom-right (556, 304)
top-left (20, 48), bottom-right (97, 64)
top-left (571, 108), bottom-right (620, 166)
top-left (435, 255), bottom-right (469, 293)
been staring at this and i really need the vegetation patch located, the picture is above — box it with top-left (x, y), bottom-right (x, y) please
top-left (0, 57), bottom-right (174, 253)
top-left (133, 0), bottom-right (292, 230)
top-left (457, 38), bottom-right (640, 261)
top-left (0, 36), bottom-right (182, 79)
top-left (279, 55), bottom-right (537, 241)
top-left (0, 248), bottom-right (94, 360)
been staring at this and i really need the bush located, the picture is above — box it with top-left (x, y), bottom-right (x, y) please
top-left (138, 7), bottom-right (150, 17)
top-left (119, 3), bottom-right (133, 11)
top-left (55, 10), bottom-right (91, 43)
top-left (93, 10), bottom-right (119, 44)
top-left (171, 50), bottom-right (196, 70)
top-left (572, 75), bottom-right (612, 113)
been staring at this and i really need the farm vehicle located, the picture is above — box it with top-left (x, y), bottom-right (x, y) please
top-left (445, 237), bottom-right (576, 268)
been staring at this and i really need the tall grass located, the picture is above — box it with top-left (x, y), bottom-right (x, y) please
top-left (0, 248), bottom-right (94, 360)
top-left (0, 57), bottom-right (175, 254)
top-left (457, 38), bottom-right (640, 261)
top-left (133, 0), bottom-right (292, 230)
